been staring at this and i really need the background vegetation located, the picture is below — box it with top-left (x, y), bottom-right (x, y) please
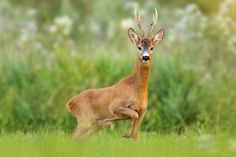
top-left (0, 0), bottom-right (236, 135)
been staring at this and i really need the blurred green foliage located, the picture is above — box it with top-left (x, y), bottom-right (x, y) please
top-left (0, 0), bottom-right (236, 133)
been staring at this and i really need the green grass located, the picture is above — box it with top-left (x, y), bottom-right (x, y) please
top-left (1, 0), bottom-right (236, 138)
top-left (0, 131), bottom-right (236, 157)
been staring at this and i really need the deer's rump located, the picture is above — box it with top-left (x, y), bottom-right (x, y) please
top-left (66, 86), bottom-right (118, 118)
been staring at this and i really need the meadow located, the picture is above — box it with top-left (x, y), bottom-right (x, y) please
top-left (0, 131), bottom-right (236, 157)
top-left (0, 0), bottom-right (236, 156)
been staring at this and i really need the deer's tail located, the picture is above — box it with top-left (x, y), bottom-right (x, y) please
top-left (66, 98), bottom-right (80, 117)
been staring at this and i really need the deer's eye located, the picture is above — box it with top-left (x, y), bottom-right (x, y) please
top-left (150, 47), bottom-right (154, 50)
top-left (138, 47), bottom-right (142, 50)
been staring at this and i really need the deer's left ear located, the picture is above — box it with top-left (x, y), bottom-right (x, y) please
top-left (128, 28), bottom-right (140, 44)
top-left (152, 29), bottom-right (164, 46)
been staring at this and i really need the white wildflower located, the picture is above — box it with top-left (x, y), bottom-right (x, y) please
top-left (197, 134), bottom-right (214, 142)
top-left (49, 15), bottom-right (73, 36)
top-left (196, 134), bottom-right (215, 149)
top-left (120, 18), bottom-right (135, 29)
top-left (185, 4), bottom-right (198, 14)
top-left (19, 34), bottom-right (28, 42)
top-left (19, 21), bottom-right (37, 42)
top-left (49, 25), bottom-right (57, 33)
top-left (27, 8), bottom-right (36, 18)
top-left (171, 3), bottom-right (208, 41)
top-left (225, 0), bottom-right (236, 4)
top-left (214, 0), bottom-right (236, 32)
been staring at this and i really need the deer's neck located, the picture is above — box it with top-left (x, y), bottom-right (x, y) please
top-left (132, 56), bottom-right (151, 95)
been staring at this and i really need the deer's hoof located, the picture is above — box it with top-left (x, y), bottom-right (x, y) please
top-left (122, 132), bottom-right (132, 138)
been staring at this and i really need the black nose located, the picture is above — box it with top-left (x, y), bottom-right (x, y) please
top-left (142, 56), bottom-right (150, 61)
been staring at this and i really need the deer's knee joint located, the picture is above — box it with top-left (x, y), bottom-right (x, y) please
top-left (114, 107), bottom-right (139, 119)
top-left (132, 111), bottom-right (139, 119)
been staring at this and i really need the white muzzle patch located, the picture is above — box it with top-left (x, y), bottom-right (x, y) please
top-left (141, 51), bottom-right (150, 63)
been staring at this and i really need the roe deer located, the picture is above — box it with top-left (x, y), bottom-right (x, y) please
top-left (66, 8), bottom-right (164, 141)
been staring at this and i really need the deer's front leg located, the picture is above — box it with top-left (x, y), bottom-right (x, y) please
top-left (125, 108), bottom-right (146, 141)
top-left (113, 106), bottom-right (139, 119)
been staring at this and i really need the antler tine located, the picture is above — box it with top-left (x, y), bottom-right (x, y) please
top-left (134, 8), bottom-right (145, 38)
top-left (148, 8), bottom-right (158, 37)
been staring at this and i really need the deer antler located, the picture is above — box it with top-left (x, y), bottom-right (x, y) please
top-left (148, 8), bottom-right (158, 37)
top-left (134, 8), bottom-right (145, 38)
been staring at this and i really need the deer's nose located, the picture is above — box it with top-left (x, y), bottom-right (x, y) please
top-left (142, 56), bottom-right (150, 61)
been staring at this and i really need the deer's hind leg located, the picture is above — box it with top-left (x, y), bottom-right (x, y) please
top-left (73, 117), bottom-right (103, 140)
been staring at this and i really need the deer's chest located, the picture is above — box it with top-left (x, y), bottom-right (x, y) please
top-left (116, 86), bottom-right (148, 110)
top-left (127, 92), bottom-right (148, 111)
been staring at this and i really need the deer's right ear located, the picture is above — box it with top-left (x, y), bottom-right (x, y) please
top-left (152, 29), bottom-right (164, 46)
top-left (128, 28), bottom-right (139, 44)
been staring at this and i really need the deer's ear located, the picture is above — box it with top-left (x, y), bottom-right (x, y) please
top-left (128, 28), bottom-right (140, 44)
top-left (152, 29), bottom-right (164, 46)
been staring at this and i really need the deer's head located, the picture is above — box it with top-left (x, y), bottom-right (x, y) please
top-left (128, 9), bottom-right (164, 63)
